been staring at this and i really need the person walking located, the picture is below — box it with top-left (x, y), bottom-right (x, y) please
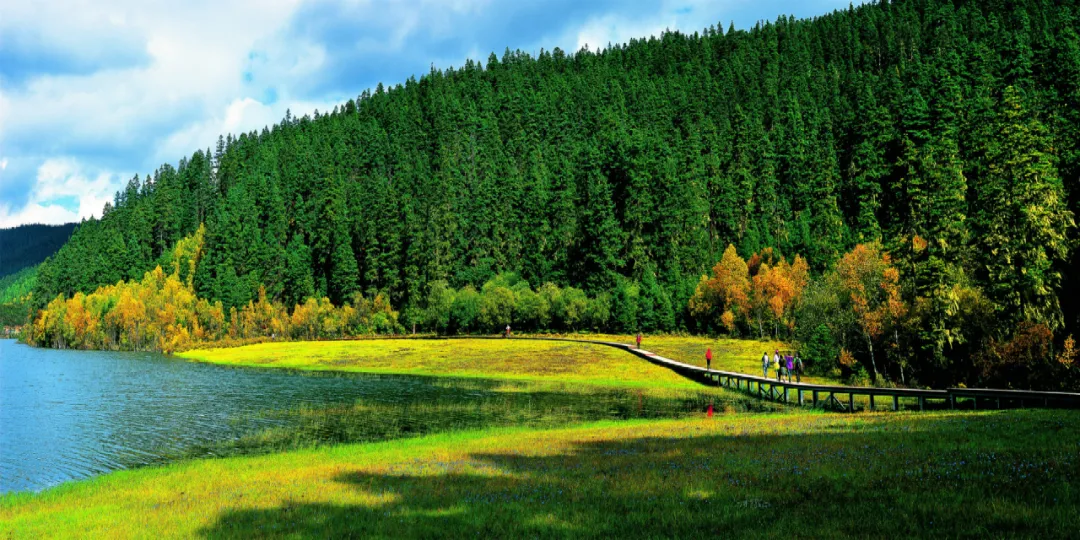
top-left (636, 332), bottom-right (642, 349)
top-left (794, 353), bottom-right (804, 383)
top-left (505, 324), bottom-right (511, 338)
top-left (773, 350), bottom-right (782, 381)
top-left (761, 351), bottom-right (770, 378)
top-left (785, 355), bottom-right (794, 383)
top-left (705, 347), bottom-right (713, 372)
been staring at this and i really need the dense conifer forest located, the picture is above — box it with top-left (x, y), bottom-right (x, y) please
top-left (0, 223), bottom-right (76, 277)
top-left (24, 0), bottom-right (1080, 389)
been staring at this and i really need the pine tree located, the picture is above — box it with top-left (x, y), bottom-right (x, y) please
top-left (974, 86), bottom-right (1075, 330)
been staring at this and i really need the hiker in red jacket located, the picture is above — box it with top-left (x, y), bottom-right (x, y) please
top-left (705, 347), bottom-right (713, 372)
top-left (636, 333), bottom-right (642, 349)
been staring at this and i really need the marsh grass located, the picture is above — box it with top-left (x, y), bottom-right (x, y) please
top-left (5, 410), bottom-right (1077, 538)
top-left (192, 377), bottom-right (780, 459)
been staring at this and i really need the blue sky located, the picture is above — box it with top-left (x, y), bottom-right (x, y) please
top-left (0, 0), bottom-right (861, 227)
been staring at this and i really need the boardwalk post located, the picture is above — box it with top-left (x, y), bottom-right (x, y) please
top-left (798, 388), bottom-right (804, 406)
top-left (848, 393), bottom-right (855, 413)
top-left (783, 386), bottom-right (789, 403)
top-left (949, 394), bottom-right (955, 410)
top-left (918, 396), bottom-right (925, 411)
top-left (869, 394), bottom-right (875, 411)
top-left (813, 390), bottom-right (819, 407)
top-left (893, 395), bottom-right (899, 411)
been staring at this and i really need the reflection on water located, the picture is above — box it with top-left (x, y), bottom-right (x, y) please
top-left (0, 339), bottom-right (759, 494)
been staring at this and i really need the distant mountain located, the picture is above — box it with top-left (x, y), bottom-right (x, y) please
top-left (0, 223), bottom-right (77, 278)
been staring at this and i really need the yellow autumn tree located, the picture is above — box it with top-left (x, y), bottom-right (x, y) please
top-left (689, 244), bottom-right (750, 333)
top-left (834, 243), bottom-right (905, 381)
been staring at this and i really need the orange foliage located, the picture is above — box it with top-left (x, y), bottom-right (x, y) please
top-left (838, 348), bottom-right (857, 368)
top-left (835, 244), bottom-right (904, 342)
top-left (1058, 335), bottom-right (1076, 369)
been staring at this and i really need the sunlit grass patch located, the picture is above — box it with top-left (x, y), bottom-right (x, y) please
top-left (4, 409), bottom-right (1078, 538)
top-left (178, 338), bottom-right (712, 389)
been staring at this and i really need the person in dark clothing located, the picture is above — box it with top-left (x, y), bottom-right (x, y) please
top-left (794, 353), bottom-right (804, 383)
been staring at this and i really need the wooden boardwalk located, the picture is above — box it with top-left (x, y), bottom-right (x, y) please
top-left (509, 336), bottom-right (1080, 412)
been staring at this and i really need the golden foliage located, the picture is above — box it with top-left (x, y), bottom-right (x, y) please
top-left (25, 227), bottom-right (402, 353)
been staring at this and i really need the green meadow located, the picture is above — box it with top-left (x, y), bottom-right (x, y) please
top-left (4, 410), bottom-right (1077, 538)
top-left (177, 338), bottom-right (714, 389)
top-left (177, 335), bottom-right (810, 386)
top-left (6, 338), bottom-right (1076, 538)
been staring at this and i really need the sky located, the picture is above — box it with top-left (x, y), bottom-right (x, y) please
top-left (0, 0), bottom-right (862, 228)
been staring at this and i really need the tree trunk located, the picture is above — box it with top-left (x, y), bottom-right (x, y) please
top-left (894, 328), bottom-right (903, 385)
top-left (866, 334), bottom-right (878, 382)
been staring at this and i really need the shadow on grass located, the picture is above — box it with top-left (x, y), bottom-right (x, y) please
top-left (199, 411), bottom-right (1080, 539)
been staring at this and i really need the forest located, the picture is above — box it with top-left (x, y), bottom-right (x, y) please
top-left (0, 223), bottom-right (76, 277)
top-left (22, 0), bottom-right (1080, 390)
top-left (0, 224), bottom-right (76, 327)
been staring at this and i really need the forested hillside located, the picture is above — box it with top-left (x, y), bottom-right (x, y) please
top-left (0, 223), bottom-right (76, 278)
top-left (28, 0), bottom-right (1079, 389)
top-left (0, 267), bottom-right (37, 327)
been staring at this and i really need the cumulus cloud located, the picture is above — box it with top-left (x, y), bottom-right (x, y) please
top-left (0, 158), bottom-right (122, 227)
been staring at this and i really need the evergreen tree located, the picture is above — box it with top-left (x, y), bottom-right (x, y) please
top-left (973, 86), bottom-right (1075, 330)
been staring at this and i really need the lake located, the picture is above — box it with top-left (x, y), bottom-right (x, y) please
top-left (1, 339), bottom-right (735, 494)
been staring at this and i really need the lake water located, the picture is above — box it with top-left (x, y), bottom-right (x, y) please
top-left (1, 339), bottom-right (734, 494)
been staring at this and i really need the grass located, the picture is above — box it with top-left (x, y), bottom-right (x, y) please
top-left (4, 409), bottom-right (1077, 538)
top-left (177, 338), bottom-right (719, 390)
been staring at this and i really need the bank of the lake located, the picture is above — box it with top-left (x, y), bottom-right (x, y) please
top-left (4, 410), bottom-right (1078, 538)
top-left (2, 338), bottom-right (769, 494)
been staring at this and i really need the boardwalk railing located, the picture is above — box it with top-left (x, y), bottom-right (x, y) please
top-left (505, 336), bottom-right (1080, 412)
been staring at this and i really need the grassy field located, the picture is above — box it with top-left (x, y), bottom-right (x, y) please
top-left (178, 338), bottom-right (719, 390)
top-left (4, 409), bottom-right (1077, 538)
top-left (177, 335), bottom-right (817, 386)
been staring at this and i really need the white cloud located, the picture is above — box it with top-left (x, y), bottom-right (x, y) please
top-left (0, 0), bottom-right (305, 223)
top-left (0, 158), bottom-right (126, 227)
top-left (0, 203), bottom-right (82, 228)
